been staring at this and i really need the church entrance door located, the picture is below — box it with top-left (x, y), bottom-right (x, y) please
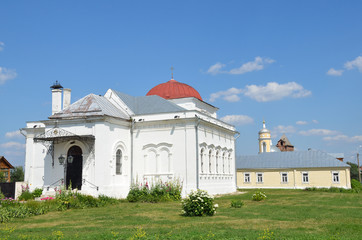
top-left (66, 146), bottom-right (83, 190)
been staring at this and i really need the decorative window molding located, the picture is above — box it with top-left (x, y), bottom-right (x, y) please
top-left (222, 152), bottom-right (226, 173)
top-left (116, 149), bottom-right (122, 175)
top-left (200, 148), bottom-right (205, 173)
top-left (228, 153), bottom-right (232, 174)
top-left (208, 149), bottom-right (213, 173)
top-left (215, 151), bottom-right (220, 174)
top-left (142, 142), bottom-right (172, 150)
top-left (143, 143), bottom-right (173, 175)
top-left (112, 141), bottom-right (128, 175)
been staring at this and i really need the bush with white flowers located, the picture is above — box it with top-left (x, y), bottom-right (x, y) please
top-left (252, 190), bottom-right (267, 201)
top-left (181, 189), bottom-right (218, 216)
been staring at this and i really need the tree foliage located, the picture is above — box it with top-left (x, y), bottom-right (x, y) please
top-left (10, 166), bottom-right (24, 182)
top-left (347, 162), bottom-right (361, 181)
top-left (0, 171), bottom-right (6, 183)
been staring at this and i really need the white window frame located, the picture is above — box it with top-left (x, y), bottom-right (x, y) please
top-left (302, 172), bottom-right (309, 183)
top-left (256, 172), bottom-right (263, 183)
top-left (244, 173), bottom-right (251, 183)
top-left (280, 172), bottom-right (288, 183)
top-left (116, 149), bottom-right (122, 175)
top-left (200, 148), bottom-right (205, 174)
top-left (332, 171), bottom-right (340, 183)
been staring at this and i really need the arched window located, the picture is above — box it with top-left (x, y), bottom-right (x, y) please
top-left (200, 148), bottom-right (205, 173)
top-left (116, 149), bottom-right (122, 175)
top-left (222, 152), bottom-right (226, 173)
top-left (228, 153), bottom-right (232, 173)
top-left (209, 150), bottom-right (212, 173)
top-left (262, 142), bottom-right (267, 153)
top-left (216, 151), bottom-right (219, 174)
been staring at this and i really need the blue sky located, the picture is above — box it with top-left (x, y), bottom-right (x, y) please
top-left (0, 1), bottom-right (361, 166)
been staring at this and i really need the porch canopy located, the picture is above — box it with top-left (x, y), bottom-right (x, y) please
top-left (34, 127), bottom-right (95, 144)
top-left (34, 127), bottom-right (95, 166)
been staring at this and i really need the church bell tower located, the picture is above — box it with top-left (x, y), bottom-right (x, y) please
top-left (258, 120), bottom-right (272, 153)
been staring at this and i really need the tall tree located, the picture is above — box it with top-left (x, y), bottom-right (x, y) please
top-left (347, 162), bottom-right (361, 181)
top-left (0, 171), bottom-right (6, 183)
top-left (10, 166), bottom-right (24, 182)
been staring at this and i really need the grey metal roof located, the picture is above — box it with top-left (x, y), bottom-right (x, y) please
top-left (49, 94), bottom-right (129, 120)
top-left (236, 150), bottom-right (350, 169)
top-left (113, 90), bottom-right (185, 115)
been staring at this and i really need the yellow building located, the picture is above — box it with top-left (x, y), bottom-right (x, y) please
top-left (236, 150), bottom-right (351, 189)
top-left (258, 120), bottom-right (272, 153)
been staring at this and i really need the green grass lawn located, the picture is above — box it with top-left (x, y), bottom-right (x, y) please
top-left (1, 189), bottom-right (361, 239)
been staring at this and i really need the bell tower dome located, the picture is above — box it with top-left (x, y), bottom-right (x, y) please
top-left (258, 120), bottom-right (272, 153)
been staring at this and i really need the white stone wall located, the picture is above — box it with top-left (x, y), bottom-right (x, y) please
top-left (24, 113), bottom-right (236, 198)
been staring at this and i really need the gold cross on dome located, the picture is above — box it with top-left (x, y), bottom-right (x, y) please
top-left (170, 66), bottom-right (174, 79)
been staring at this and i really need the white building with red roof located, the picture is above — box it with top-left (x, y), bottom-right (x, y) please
top-left (22, 78), bottom-right (237, 198)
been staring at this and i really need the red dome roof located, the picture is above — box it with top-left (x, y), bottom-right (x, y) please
top-left (146, 79), bottom-right (203, 101)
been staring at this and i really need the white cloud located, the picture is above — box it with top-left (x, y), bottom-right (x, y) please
top-left (323, 135), bottom-right (362, 142)
top-left (4, 151), bottom-right (25, 157)
top-left (296, 120), bottom-right (319, 125)
top-left (0, 42), bottom-right (4, 51)
top-left (229, 57), bottom-right (275, 75)
top-left (299, 129), bottom-right (339, 136)
top-left (209, 87), bottom-right (243, 102)
top-left (344, 56), bottom-right (362, 72)
top-left (0, 67), bottom-right (17, 85)
top-left (206, 57), bottom-right (274, 75)
top-left (220, 115), bottom-right (253, 126)
top-left (326, 68), bottom-right (344, 76)
top-left (5, 130), bottom-right (22, 139)
top-left (0, 141), bottom-right (25, 149)
top-left (243, 82), bottom-right (311, 102)
top-left (209, 82), bottom-right (311, 103)
top-left (207, 62), bottom-right (226, 75)
top-left (272, 125), bottom-right (296, 137)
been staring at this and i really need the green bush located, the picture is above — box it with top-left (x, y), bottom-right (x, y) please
top-left (127, 179), bottom-right (182, 203)
top-left (182, 189), bottom-right (218, 216)
top-left (252, 190), bottom-right (267, 201)
top-left (18, 191), bottom-right (34, 201)
top-left (304, 186), bottom-right (360, 193)
top-left (127, 185), bottom-right (149, 202)
top-left (32, 188), bottom-right (43, 198)
top-left (0, 188), bottom-right (119, 223)
top-left (231, 199), bottom-right (244, 208)
top-left (351, 179), bottom-right (362, 191)
top-left (98, 194), bottom-right (120, 206)
top-left (0, 197), bottom-right (18, 207)
top-left (0, 188), bottom-right (4, 200)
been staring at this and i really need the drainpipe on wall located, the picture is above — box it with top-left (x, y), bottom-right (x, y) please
top-left (293, 169), bottom-right (297, 189)
top-left (130, 118), bottom-right (134, 185)
top-left (195, 115), bottom-right (201, 189)
top-left (234, 132), bottom-right (240, 189)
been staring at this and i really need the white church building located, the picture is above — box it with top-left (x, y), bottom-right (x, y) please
top-left (22, 78), bottom-right (237, 198)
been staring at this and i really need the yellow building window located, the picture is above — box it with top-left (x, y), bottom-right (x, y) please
top-left (257, 173), bottom-right (263, 183)
top-left (332, 172), bottom-right (340, 183)
top-left (281, 172), bottom-right (288, 183)
top-left (244, 173), bottom-right (250, 183)
top-left (302, 172), bottom-right (309, 183)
